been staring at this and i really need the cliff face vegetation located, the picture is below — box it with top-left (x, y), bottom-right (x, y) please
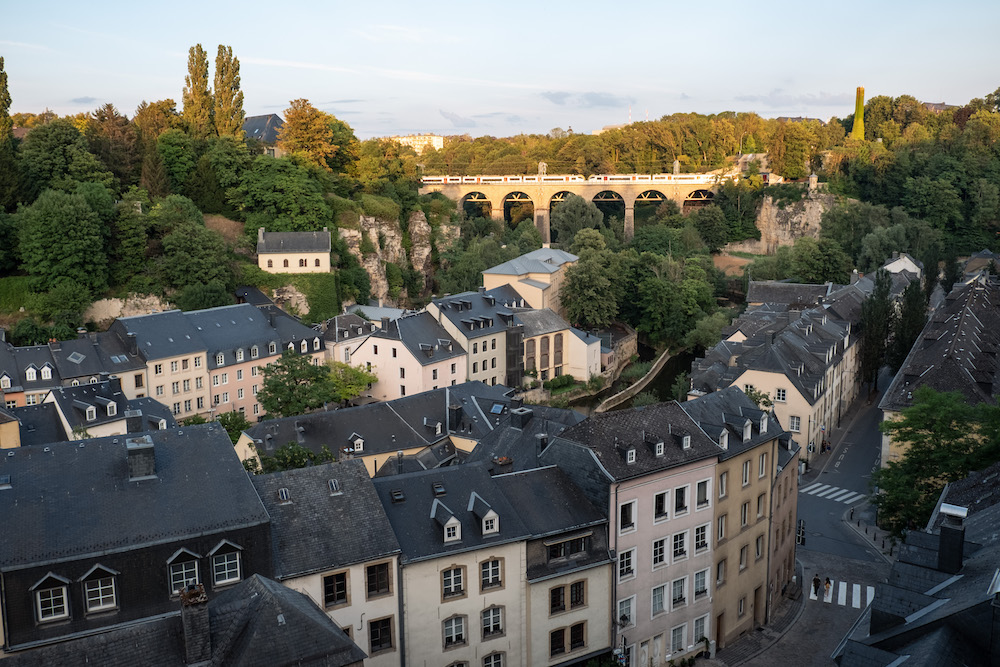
top-left (726, 191), bottom-right (837, 255)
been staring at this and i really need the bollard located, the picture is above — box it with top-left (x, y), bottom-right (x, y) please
top-left (850, 508), bottom-right (854, 520)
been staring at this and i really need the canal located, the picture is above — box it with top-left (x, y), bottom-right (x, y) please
top-left (570, 344), bottom-right (696, 416)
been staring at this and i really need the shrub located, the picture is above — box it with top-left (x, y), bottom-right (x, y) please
top-left (620, 361), bottom-right (653, 383)
top-left (632, 391), bottom-right (659, 407)
top-left (358, 194), bottom-right (401, 221)
top-left (543, 374), bottom-right (576, 390)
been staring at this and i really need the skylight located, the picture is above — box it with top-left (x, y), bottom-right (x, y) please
top-left (67, 352), bottom-right (86, 364)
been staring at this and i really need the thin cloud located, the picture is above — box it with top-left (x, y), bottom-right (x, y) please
top-left (735, 89), bottom-right (853, 108)
top-left (440, 110), bottom-right (476, 128)
top-left (473, 112), bottom-right (525, 125)
top-left (0, 40), bottom-right (50, 51)
top-left (242, 57), bottom-right (358, 75)
top-left (541, 91), bottom-right (633, 108)
top-left (542, 91), bottom-right (572, 105)
top-left (70, 96), bottom-right (99, 105)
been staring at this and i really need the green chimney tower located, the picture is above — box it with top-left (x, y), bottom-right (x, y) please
top-left (851, 86), bottom-right (865, 140)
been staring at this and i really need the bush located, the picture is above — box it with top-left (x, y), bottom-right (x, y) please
top-left (358, 194), bottom-right (401, 221)
top-left (0, 276), bottom-right (32, 313)
top-left (292, 273), bottom-right (341, 323)
top-left (543, 374), bottom-right (576, 390)
top-left (620, 361), bottom-right (653, 383)
top-left (632, 391), bottom-right (659, 407)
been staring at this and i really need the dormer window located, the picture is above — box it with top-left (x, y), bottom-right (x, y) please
top-left (251, 345), bottom-right (259, 359)
top-left (760, 415), bottom-right (768, 433)
top-left (682, 435), bottom-right (691, 450)
top-left (86, 406), bottom-right (97, 422)
top-left (235, 349), bottom-right (244, 362)
top-left (0, 374), bottom-right (9, 389)
top-left (353, 436), bottom-right (364, 452)
top-left (655, 442), bottom-right (664, 456)
top-left (106, 402), bottom-right (117, 417)
top-left (743, 422), bottom-right (752, 442)
top-left (482, 510), bottom-right (499, 535)
top-left (40, 366), bottom-right (52, 381)
top-left (215, 353), bottom-right (225, 366)
top-left (626, 448), bottom-right (636, 464)
top-left (158, 419), bottom-right (167, 430)
top-left (444, 517), bottom-right (462, 543)
top-left (300, 340), bottom-right (308, 353)
top-left (313, 337), bottom-right (321, 351)
top-left (268, 342), bottom-right (277, 355)
top-left (719, 431), bottom-right (729, 450)
top-left (25, 367), bottom-right (36, 382)
top-left (287, 342), bottom-right (295, 352)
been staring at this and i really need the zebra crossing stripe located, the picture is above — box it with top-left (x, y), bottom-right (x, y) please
top-left (840, 492), bottom-right (866, 505)
top-left (801, 482), bottom-right (823, 493)
top-left (807, 484), bottom-right (832, 496)
top-left (838, 582), bottom-right (847, 605)
top-left (815, 487), bottom-right (843, 498)
top-left (852, 584), bottom-right (861, 608)
top-left (827, 489), bottom-right (854, 501)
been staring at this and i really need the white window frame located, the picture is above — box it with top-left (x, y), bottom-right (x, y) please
top-left (759, 452), bottom-right (767, 478)
top-left (618, 548), bottom-right (635, 581)
top-left (212, 551), bottom-right (241, 586)
top-left (652, 537), bottom-right (666, 567)
top-left (775, 387), bottom-right (786, 402)
top-left (84, 576), bottom-right (116, 612)
top-left (617, 596), bottom-right (634, 628)
top-left (481, 559), bottom-right (501, 589)
top-left (719, 471), bottom-right (727, 498)
top-left (671, 576), bottom-right (687, 609)
top-left (651, 584), bottom-right (666, 616)
top-left (215, 353), bottom-right (224, 366)
top-left (742, 460), bottom-right (751, 486)
top-left (443, 567), bottom-right (464, 597)
top-left (482, 606), bottom-right (503, 638)
top-left (789, 415), bottom-right (801, 432)
top-left (444, 615), bottom-right (466, 647)
top-left (694, 569), bottom-right (709, 599)
top-left (672, 531), bottom-right (687, 561)
top-left (670, 623), bottom-right (686, 654)
top-left (236, 349), bottom-right (244, 362)
top-left (25, 367), bottom-right (36, 382)
top-left (41, 366), bottom-right (52, 380)
top-left (695, 523), bottom-right (709, 552)
top-left (36, 584), bottom-right (69, 621)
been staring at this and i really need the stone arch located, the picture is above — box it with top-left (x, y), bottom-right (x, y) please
top-left (683, 189), bottom-right (715, 212)
top-left (635, 189), bottom-right (669, 226)
top-left (503, 191), bottom-right (534, 226)
top-left (461, 191), bottom-right (493, 219)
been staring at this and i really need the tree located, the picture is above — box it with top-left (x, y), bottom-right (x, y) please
top-left (561, 251), bottom-right (620, 328)
top-left (858, 270), bottom-right (894, 392)
top-left (670, 372), bottom-right (690, 402)
top-left (174, 280), bottom-right (232, 310)
top-left (550, 193), bottom-right (603, 244)
top-left (940, 251), bottom-right (963, 295)
top-left (109, 188), bottom-right (149, 285)
top-left (850, 86), bottom-right (865, 140)
top-left (182, 44), bottom-right (213, 139)
top-left (888, 281), bottom-right (926, 371)
top-left (569, 228), bottom-right (607, 255)
top-left (690, 205), bottom-right (729, 252)
top-left (159, 223), bottom-right (231, 290)
top-left (277, 99), bottom-right (338, 170)
top-left (216, 410), bottom-right (251, 444)
top-left (873, 387), bottom-right (1000, 536)
top-left (18, 189), bottom-right (108, 293)
top-left (328, 361), bottom-right (378, 402)
top-left (133, 99), bottom-right (181, 148)
top-left (86, 103), bottom-right (140, 188)
top-left (231, 155), bottom-right (333, 231)
top-left (256, 351), bottom-right (339, 418)
top-left (0, 56), bottom-right (17, 212)
top-left (744, 386), bottom-right (774, 411)
top-left (791, 237), bottom-right (852, 284)
top-left (213, 45), bottom-right (244, 139)
top-left (18, 119), bottom-right (113, 199)
top-left (247, 441), bottom-right (335, 475)
top-left (156, 129), bottom-right (196, 193)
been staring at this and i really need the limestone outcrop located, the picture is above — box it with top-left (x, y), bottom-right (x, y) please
top-left (725, 191), bottom-right (837, 255)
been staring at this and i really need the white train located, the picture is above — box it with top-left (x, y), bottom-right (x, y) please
top-left (421, 173), bottom-right (718, 185)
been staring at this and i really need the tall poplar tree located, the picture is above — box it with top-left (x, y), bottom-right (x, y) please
top-left (850, 86), bottom-right (865, 140)
top-left (182, 44), bottom-right (213, 139)
top-left (0, 56), bottom-right (19, 211)
top-left (213, 45), bottom-right (245, 139)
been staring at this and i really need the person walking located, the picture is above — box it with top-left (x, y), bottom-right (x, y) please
top-left (824, 577), bottom-right (832, 600)
top-left (813, 574), bottom-right (821, 597)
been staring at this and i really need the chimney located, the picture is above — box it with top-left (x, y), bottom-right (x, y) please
top-left (127, 332), bottom-right (138, 356)
top-left (126, 435), bottom-right (156, 480)
top-left (478, 286), bottom-right (486, 294)
top-left (49, 339), bottom-right (61, 352)
top-left (850, 269), bottom-right (860, 285)
top-left (448, 404), bottom-right (462, 431)
top-left (258, 227), bottom-right (265, 243)
top-left (77, 327), bottom-right (87, 339)
top-left (397, 450), bottom-right (404, 475)
top-left (535, 432), bottom-right (549, 458)
top-left (124, 409), bottom-right (143, 433)
top-left (381, 317), bottom-right (390, 330)
top-left (937, 504), bottom-right (967, 574)
top-left (180, 583), bottom-right (211, 665)
top-left (510, 406), bottom-right (533, 429)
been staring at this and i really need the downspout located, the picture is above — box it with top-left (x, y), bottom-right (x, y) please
top-left (612, 482), bottom-right (620, 652)
top-left (763, 439), bottom-right (776, 625)
top-left (396, 558), bottom-right (406, 667)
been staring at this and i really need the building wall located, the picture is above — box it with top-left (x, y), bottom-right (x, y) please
top-left (527, 563), bottom-right (612, 666)
top-left (524, 328), bottom-right (599, 382)
top-left (712, 438), bottom-right (778, 648)
top-left (147, 352), bottom-right (210, 421)
top-left (566, 332), bottom-right (601, 380)
top-left (281, 556), bottom-right (400, 667)
top-left (611, 458), bottom-right (716, 665)
top-left (400, 542), bottom-right (525, 667)
top-left (769, 447), bottom-right (799, 618)
top-left (258, 251), bottom-right (330, 274)
top-left (482, 265), bottom-right (572, 317)
top-left (350, 339), bottom-right (466, 402)
top-left (0, 418), bottom-right (20, 448)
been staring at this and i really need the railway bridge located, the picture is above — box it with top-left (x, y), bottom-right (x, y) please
top-left (419, 172), bottom-right (728, 242)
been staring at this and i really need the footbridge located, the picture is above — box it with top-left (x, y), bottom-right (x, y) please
top-left (419, 172), bottom-right (728, 242)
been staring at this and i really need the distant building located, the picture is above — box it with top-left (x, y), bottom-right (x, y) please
top-left (257, 227), bottom-right (332, 274)
top-left (321, 313), bottom-right (378, 364)
top-left (922, 101), bottom-right (958, 114)
top-left (243, 113), bottom-right (286, 158)
top-left (388, 134), bottom-right (443, 154)
top-left (482, 247), bottom-right (578, 317)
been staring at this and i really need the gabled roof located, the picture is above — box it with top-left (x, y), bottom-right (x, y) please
top-left (515, 308), bottom-right (570, 338)
top-left (252, 459), bottom-right (400, 578)
top-left (431, 285), bottom-right (526, 339)
top-left (257, 229), bottom-right (332, 254)
top-left (746, 280), bottom-right (833, 306)
top-left (111, 310), bottom-right (206, 360)
top-left (680, 386), bottom-right (787, 460)
top-left (465, 405), bottom-right (585, 472)
top-left (367, 311), bottom-right (466, 366)
top-left (372, 462), bottom-right (531, 562)
top-left (482, 248), bottom-right (578, 276)
top-left (242, 113), bottom-right (284, 144)
top-left (322, 313), bottom-right (377, 344)
top-left (0, 424), bottom-right (269, 570)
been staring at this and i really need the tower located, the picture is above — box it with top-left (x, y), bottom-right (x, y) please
top-left (850, 86), bottom-right (865, 140)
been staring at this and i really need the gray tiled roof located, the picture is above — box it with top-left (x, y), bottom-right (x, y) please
top-left (514, 308), bottom-right (570, 338)
top-left (4, 575), bottom-right (367, 667)
top-left (372, 462), bottom-right (530, 563)
top-left (242, 114), bottom-right (284, 144)
top-left (482, 248), bottom-right (577, 276)
top-left (746, 281), bottom-right (833, 306)
top-left (252, 459), bottom-right (400, 578)
top-left (9, 403), bottom-right (63, 447)
top-left (368, 311), bottom-right (466, 366)
top-left (493, 466), bottom-right (605, 538)
top-left (257, 229), bottom-right (332, 254)
top-left (322, 313), bottom-right (377, 344)
top-left (679, 386), bottom-right (786, 460)
top-left (112, 310), bottom-right (206, 360)
top-left (465, 405), bottom-right (585, 472)
top-left (431, 285), bottom-right (527, 339)
top-left (0, 424), bottom-right (269, 570)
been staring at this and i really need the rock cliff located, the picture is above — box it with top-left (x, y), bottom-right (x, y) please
top-left (725, 191), bottom-right (837, 255)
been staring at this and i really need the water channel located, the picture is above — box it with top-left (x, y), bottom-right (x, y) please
top-left (570, 344), bottom-right (696, 416)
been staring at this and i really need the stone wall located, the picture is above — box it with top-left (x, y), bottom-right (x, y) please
top-left (725, 191), bottom-right (836, 255)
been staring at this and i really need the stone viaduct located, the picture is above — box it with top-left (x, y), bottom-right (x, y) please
top-left (418, 173), bottom-right (725, 242)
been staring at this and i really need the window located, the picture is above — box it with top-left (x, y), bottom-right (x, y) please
top-left (674, 486), bottom-right (688, 514)
top-left (491, 357), bottom-right (496, 369)
top-left (626, 448), bottom-right (636, 464)
top-left (370, 616), bottom-right (393, 653)
top-left (550, 628), bottom-right (565, 657)
top-left (738, 596), bottom-right (746, 617)
top-left (283, 259), bottom-right (289, 268)
top-left (673, 532), bottom-right (687, 560)
top-left (789, 415), bottom-right (801, 432)
top-left (399, 368), bottom-right (405, 379)
top-left (154, 363), bottom-right (163, 375)
top-left (694, 569), bottom-right (708, 599)
top-left (473, 343), bottom-right (478, 354)
top-left (367, 563), bottom-right (390, 598)
top-left (741, 502), bottom-right (750, 527)
top-left (196, 377), bottom-right (203, 389)
top-left (759, 452), bottom-right (767, 478)
top-left (482, 607), bottom-right (503, 638)
top-left (451, 363), bottom-right (456, 374)
top-left (443, 567), bottom-right (464, 598)
top-left (744, 383), bottom-right (754, 393)
top-left (570, 622), bottom-right (585, 650)
top-left (719, 471), bottom-right (728, 498)
top-left (716, 559), bottom-right (726, 585)
top-left (652, 538), bottom-right (666, 567)
top-left (570, 581), bottom-right (585, 608)
top-left (182, 379), bottom-right (190, 392)
top-left (315, 258), bottom-right (320, 267)
top-left (483, 653), bottom-right (504, 667)
top-left (222, 392), bottom-right (229, 403)
top-left (197, 397), bottom-right (204, 409)
top-left (619, 500), bottom-right (635, 532)
top-left (671, 577), bottom-right (686, 608)
top-left (481, 559), bottom-right (501, 590)
top-left (172, 402), bottom-right (181, 415)
top-left (618, 548), bottom-right (635, 580)
top-left (237, 388), bottom-right (244, 400)
top-left (400, 385), bottom-right (406, 396)
top-left (433, 369), bottom-right (438, 380)
top-left (758, 493), bottom-right (767, 518)
top-left (550, 586), bottom-right (565, 613)
top-left (652, 584), bottom-right (666, 615)
top-left (0, 375), bottom-right (9, 389)
top-left (41, 366), bottom-right (52, 380)
top-left (86, 405), bottom-right (97, 421)
top-left (299, 258), bottom-right (306, 267)
top-left (695, 524), bottom-right (708, 552)
top-left (251, 366), bottom-right (258, 377)
top-left (694, 615), bottom-right (708, 643)
top-left (172, 381), bottom-right (180, 394)
top-left (473, 362), bottom-right (478, 373)
top-left (739, 545), bottom-right (748, 570)
top-left (251, 345), bottom-right (259, 359)
top-left (84, 576), bottom-right (116, 612)
top-left (184, 399), bottom-right (191, 412)
top-left (268, 342), bottom-right (277, 355)
top-left (236, 369), bottom-right (243, 381)
top-left (756, 534), bottom-right (764, 559)
top-left (213, 552), bottom-right (240, 586)
top-left (213, 375), bottom-right (220, 387)
top-left (742, 460), bottom-right (751, 486)
top-left (36, 584), bottom-right (69, 621)
top-left (444, 616), bottom-right (466, 647)
top-left (671, 624), bottom-right (686, 654)
top-left (267, 259), bottom-right (273, 267)
top-left (194, 357), bottom-right (202, 368)
top-left (26, 393), bottom-right (37, 406)
top-left (215, 353), bottom-right (225, 366)
top-left (491, 338), bottom-right (497, 350)
top-left (618, 596), bottom-right (634, 628)
top-left (654, 491), bottom-right (668, 520)
top-left (775, 387), bottom-right (786, 402)
top-left (718, 514), bottom-right (727, 542)
top-left (221, 373), bottom-right (228, 384)
top-left (323, 572), bottom-right (347, 607)
top-left (697, 479), bottom-right (709, 508)
top-left (169, 559), bottom-right (199, 594)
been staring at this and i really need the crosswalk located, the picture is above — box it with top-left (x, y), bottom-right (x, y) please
top-left (799, 482), bottom-right (867, 505)
top-left (809, 580), bottom-right (876, 608)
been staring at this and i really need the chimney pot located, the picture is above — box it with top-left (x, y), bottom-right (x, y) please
top-left (181, 583), bottom-right (211, 664)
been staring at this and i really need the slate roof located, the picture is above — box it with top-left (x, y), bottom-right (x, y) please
top-left (111, 310), bottom-right (206, 360)
top-left (515, 308), bottom-right (570, 338)
top-left (236, 285), bottom-right (275, 307)
top-left (557, 401), bottom-right (721, 482)
top-left (367, 311), bottom-right (466, 366)
top-left (257, 229), bottom-right (332, 254)
top-left (321, 313), bottom-right (377, 345)
top-left (372, 462), bottom-right (530, 562)
top-left (4, 575), bottom-right (367, 667)
top-left (465, 405), bottom-right (585, 472)
top-left (880, 278), bottom-right (1000, 414)
top-left (431, 285), bottom-right (527, 340)
top-left (8, 404), bottom-right (62, 448)
top-left (679, 385), bottom-right (787, 460)
top-left (0, 424), bottom-right (269, 570)
top-left (243, 114), bottom-right (284, 144)
top-left (482, 248), bottom-right (578, 276)
top-left (252, 459), bottom-right (400, 579)
top-left (746, 280), bottom-right (833, 306)
top-left (492, 466), bottom-right (604, 538)
top-left (346, 304), bottom-right (410, 321)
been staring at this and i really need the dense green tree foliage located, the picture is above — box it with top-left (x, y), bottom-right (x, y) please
top-left (213, 45), bottom-right (244, 139)
top-left (18, 119), bottom-right (114, 198)
top-left (888, 281), bottom-right (926, 372)
top-left (231, 155), bottom-right (333, 231)
top-left (550, 193), bottom-right (604, 243)
top-left (182, 44), bottom-right (213, 140)
top-left (859, 270), bottom-right (894, 392)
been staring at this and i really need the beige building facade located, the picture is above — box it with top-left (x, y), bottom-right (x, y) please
top-left (257, 228), bottom-right (332, 274)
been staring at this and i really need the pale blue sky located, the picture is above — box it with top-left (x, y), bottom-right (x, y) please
top-left (4, 1), bottom-right (998, 138)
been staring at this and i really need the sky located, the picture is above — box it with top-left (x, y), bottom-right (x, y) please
top-left (4, 1), bottom-right (999, 139)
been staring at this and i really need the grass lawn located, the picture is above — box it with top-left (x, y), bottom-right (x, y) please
top-left (0, 276), bottom-right (32, 314)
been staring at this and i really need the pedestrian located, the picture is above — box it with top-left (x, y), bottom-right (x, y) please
top-left (812, 574), bottom-right (821, 597)
top-left (824, 577), bottom-right (832, 598)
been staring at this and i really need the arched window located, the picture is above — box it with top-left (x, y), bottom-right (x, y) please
top-left (283, 259), bottom-right (289, 268)
top-left (315, 258), bottom-right (320, 267)
top-left (267, 259), bottom-right (273, 268)
top-left (299, 258), bottom-right (306, 267)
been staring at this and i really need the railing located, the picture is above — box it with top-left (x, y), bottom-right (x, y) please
top-left (420, 173), bottom-right (721, 186)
